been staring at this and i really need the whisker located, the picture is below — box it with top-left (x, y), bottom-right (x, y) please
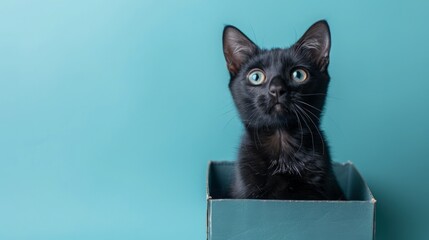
top-left (223, 115), bottom-right (237, 129)
top-left (291, 107), bottom-right (304, 154)
top-left (296, 99), bottom-right (342, 135)
top-left (295, 104), bottom-right (325, 155)
top-left (299, 93), bottom-right (327, 96)
top-left (294, 104), bottom-right (315, 156)
top-left (299, 93), bottom-right (341, 100)
top-left (220, 107), bottom-right (236, 116)
top-left (299, 105), bottom-right (322, 122)
top-left (244, 108), bottom-right (258, 126)
top-left (295, 100), bottom-right (323, 112)
top-left (243, 109), bottom-right (263, 148)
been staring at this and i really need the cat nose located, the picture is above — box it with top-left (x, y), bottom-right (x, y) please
top-left (269, 77), bottom-right (286, 97)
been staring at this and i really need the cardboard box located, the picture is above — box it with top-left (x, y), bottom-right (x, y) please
top-left (207, 161), bottom-right (376, 240)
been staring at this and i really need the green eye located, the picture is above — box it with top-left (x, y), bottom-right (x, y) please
top-left (291, 68), bottom-right (309, 82)
top-left (247, 69), bottom-right (266, 85)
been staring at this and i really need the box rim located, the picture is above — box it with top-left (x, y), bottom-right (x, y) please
top-left (206, 160), bottom-right (376, 203)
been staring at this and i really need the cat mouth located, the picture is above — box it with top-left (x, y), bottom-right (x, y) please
top-left (269, 103), bottom-right (287, 113)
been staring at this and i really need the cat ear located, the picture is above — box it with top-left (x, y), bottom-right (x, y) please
top-left (295, 20), bottom-right (331, 71)
top-left (223, 25), bottom-right (258, 75)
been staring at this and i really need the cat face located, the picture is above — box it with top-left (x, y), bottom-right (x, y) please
top-left (223, 21), bottom-right (331, 128)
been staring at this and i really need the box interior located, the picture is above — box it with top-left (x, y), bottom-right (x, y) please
top-left (208, 161), bottom-right (374, 201)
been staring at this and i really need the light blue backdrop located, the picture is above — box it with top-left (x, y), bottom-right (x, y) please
top-left (1, 0), bottom-right (428, 239)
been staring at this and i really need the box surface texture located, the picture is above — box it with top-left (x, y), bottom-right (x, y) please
top-left (207, 161), bottom-right (376, 240)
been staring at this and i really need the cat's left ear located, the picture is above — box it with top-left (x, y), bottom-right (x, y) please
top-left (295, 20), bottom-right (331, 71)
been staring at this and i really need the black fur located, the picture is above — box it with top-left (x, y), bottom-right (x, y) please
top-left (222, 20), bottom-right (344, 200)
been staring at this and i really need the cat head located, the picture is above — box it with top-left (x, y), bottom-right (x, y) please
top-left (222, 20), bottom-right (331, 128)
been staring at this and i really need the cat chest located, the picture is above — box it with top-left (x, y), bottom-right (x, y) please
top-left (260, 174), bottom-right (316, 197)
top-left (262, 131), bottom-right (297, 156)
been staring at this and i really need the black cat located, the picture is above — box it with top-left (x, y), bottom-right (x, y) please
top-left (222, 20), bottom-right (344, 200)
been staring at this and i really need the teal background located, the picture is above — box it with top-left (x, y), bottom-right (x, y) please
top-left (0, 0), bottom-right (428, 239)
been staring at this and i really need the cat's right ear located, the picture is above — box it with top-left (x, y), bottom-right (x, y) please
top-left (223, 26), bottom-right (258, 76)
